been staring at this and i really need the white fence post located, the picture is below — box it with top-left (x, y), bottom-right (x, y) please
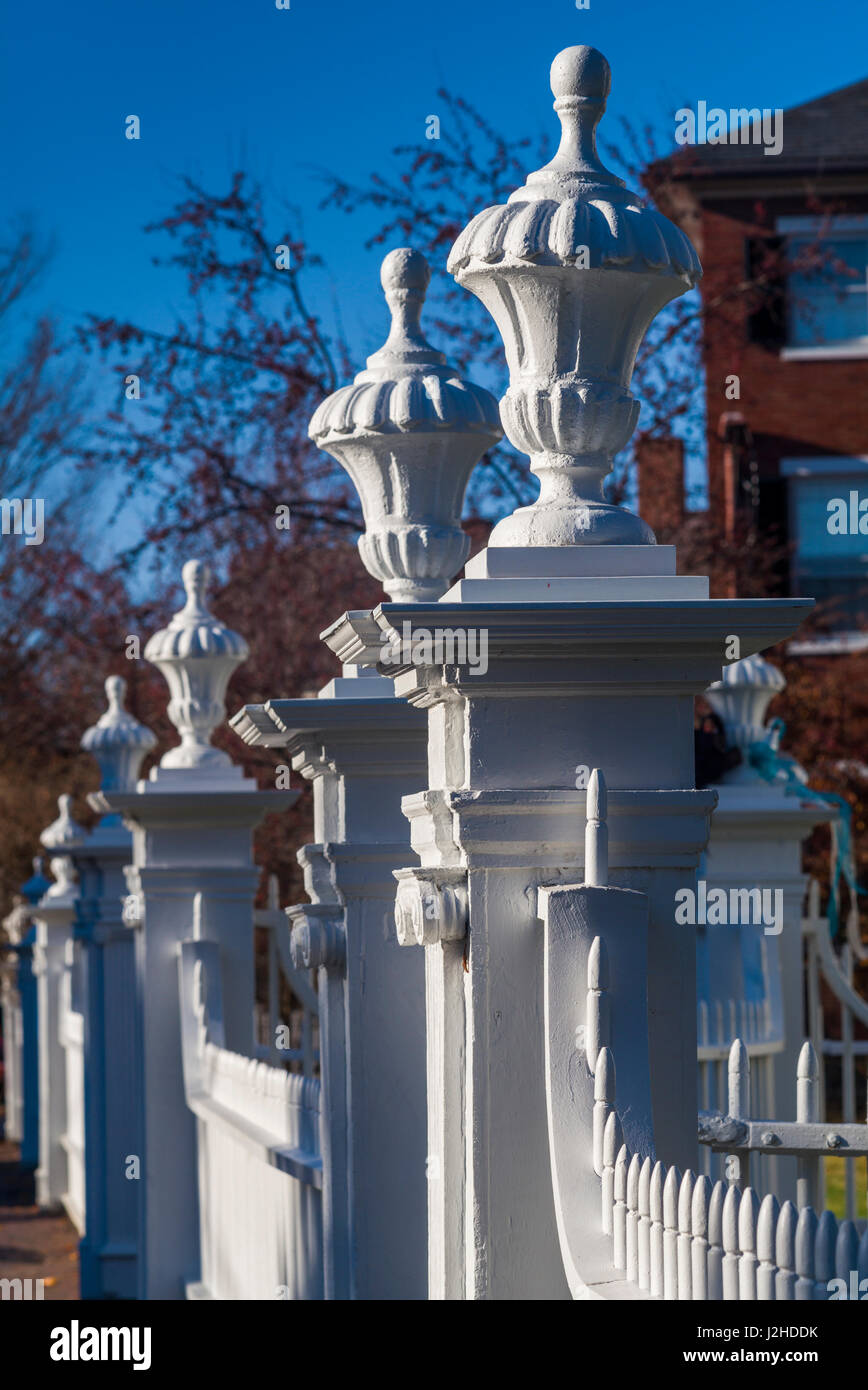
top-left (70, 675), bottom-right (157, 1298)
top-left (1, 893), bottom-right (33, 1148)
top-left (2, 860), bottom-right (47, 1166)
top-left (338, 44), bottom-right (810, 1298)
top-left (96, 561), bottom-right (296, 1299)
top-left (234, 248), bottom-right (499, 1300)
top-left (32, 805), bottom-right (83, 1212)
top-left (700, 654), bottom-right (834, 1203)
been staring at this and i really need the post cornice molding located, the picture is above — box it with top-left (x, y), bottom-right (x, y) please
top-left (402, 786), bottom-right (719, 869)
top-left (321, 599), bottom-right (813, 707)
top-left (232, 695), bottom-right (426, 749)
top-left (94, 787), bottom-right (297, 829)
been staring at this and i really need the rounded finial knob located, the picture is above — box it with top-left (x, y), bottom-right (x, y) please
top-left (366, 247), bottom-right (442, 368)
top-left (550, 46), bottom-right (611, 104)
top-left (182, 559), bottom-right (210, 602)
top-left (380, 247), bottom-right (431, 296)
top-left (105, 674), bottom-right (126, 709)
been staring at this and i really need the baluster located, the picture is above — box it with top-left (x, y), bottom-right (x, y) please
top-left (677, 1169), bottom-right (695, 1300)
top-left (835, 1219), bottom-right (859, 1286)
top-left (857, 1225), bottom-right (868, 1295)
top-left (841, 944), bottom-right (856, 1222)
top-left (691, 1174), bottom-right (711, 1301)
top-left (727, 1039), bottom-right (750, 1191)
top-left (775, 1200), bottom-right (797, 1300)
top-left (602, 1111), bottom-right (622, 1237)
top-left (613, 1145), bottom-right (629, 1270)
top-left (663, 1165), bottom-right (681, 1300)
top-left (795, 1205), bottom-right (817, 1300)
top-left (796, 1042), bottom-right (820, 1210)
top-left (586, 935), bottom-right (609, 1071)
top-left (707, 1180), bottom-right (726, 1300)
top-left (738, 1186), bottom-right (759, 1300)
top-left (626, 1154), bottom-right (641, 1284)
top-left (638, 1157), bottom-right (652, 1292)
top-left (650, 1161), bottom-right (665, 1299)
top-left (814, 1210), bottom-right (837, 1301)
top-left (722, 1185), bottom-right (741, 1300)
top-left (593, 1046), bottom-right (614, 1177)
top-left (756, 1193), bottom-right (779, 1301)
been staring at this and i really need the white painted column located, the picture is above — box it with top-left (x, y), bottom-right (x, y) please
top-left (1, 895), bottom-right (31, 1145)
top-left (232, 244), bottom-right (499, 1300)
top-left (701, 655), bottom-right (834, 1200)
top-left (6, 860), bottom-right (47, 1168)
top-left (70, 676), bottom-right (158, 1299)
top-left (329, 44), bottom-right (812, 1298)
top-left (234, 670), bottom-right (429, 1300)
top-left (33, 851), bottom-right (79, 1211)
top-left (97, 562), bottom-right (296, 1299)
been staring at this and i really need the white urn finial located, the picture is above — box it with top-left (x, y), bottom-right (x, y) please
top-left (21, 856), bottom-right (51, 905)
top-left (309, 247), bottom-right (502, 602)
top-left (448, 45), bottom-right (702, 549)
top-left (40, 794), bottom-right (85, 851)
top-left (705, 654), bottom-right (788, 785)
top-left (44, 855), bottom-right (78, 903)
top-left (81, 675), bottom-right (158, 792)
top-left (144, 560), bottom-right (249, 771)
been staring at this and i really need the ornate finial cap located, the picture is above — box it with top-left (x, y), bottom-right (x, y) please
top-left (706, 654), bottom-right (789, 785)
top-left (1, 893), bottom-right (31, 945)
top-left (43, 855), bottom-right (78, 903)
top-left (446, 47), bottom-right (702, 551)
top-left (40, 794), bottom-right (86, 851)
top-left (144, 562), bottom-right (248, 664)
top-left (145, 561), bottom-right (248, 772)
top-left (309, 248), bottom-right (500, 441)
top-left (448, 45), bottom-right (701, 280)
top-left (81, 675), bottom-right (158, 793)
top-left (21, 855), bottom-right (52, 905)
top-left (308, 249), bottom-right (501, 602)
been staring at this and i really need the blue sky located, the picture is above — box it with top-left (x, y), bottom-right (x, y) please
top-left (2, 0), bottom-right (866, 549)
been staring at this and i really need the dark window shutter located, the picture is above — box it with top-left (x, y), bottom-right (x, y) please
top-left (745, 235), bottom-right (786, 347)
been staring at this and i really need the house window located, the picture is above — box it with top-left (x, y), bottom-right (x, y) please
top-left (783, 459), bottom-right (868, 625)
top-left (777, 216), bottom-right (868, 358)
top-left (788, 237), bottom-right (868, 347)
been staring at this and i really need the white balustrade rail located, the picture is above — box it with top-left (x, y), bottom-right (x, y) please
top-left (180, 928), bottom-right (324, 1300)
top-left (803, 878), bottom-right (868, 1222)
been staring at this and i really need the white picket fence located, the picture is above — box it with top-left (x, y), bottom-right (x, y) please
top-left (180, 926), bottom-right (324, 1301)
top-left (587, 937), bottom-right (868, 1300)
top-left (804, 878), bottom-right (868, 1222)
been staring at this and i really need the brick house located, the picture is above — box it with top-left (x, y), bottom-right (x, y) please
top-left (643, 76), bottom-right (868, 642)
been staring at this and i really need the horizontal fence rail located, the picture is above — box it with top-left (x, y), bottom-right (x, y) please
top-left (180, 929), bottom-right (324, 1301)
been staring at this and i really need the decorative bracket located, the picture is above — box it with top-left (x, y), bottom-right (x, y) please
top-left (393, 867), bottom-right (468, 946)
